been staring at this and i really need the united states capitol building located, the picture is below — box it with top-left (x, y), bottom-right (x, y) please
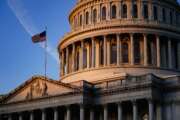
top-left (1, 0), bottom-right (180, 120)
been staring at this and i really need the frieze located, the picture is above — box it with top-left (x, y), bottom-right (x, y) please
top-left (26, 80), bottom-right (48, 100)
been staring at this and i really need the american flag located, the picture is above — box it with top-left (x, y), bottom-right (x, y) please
top-left (32, 31), bottom-right (46, 43)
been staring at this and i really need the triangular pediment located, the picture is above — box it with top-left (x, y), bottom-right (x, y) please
top-left (3, 76), bottom-right (79, 103)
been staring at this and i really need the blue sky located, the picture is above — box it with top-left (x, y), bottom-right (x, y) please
top-left (0, 0), bottom-right (75, 94)
top-left (0, 0), bottom-right (180, 94)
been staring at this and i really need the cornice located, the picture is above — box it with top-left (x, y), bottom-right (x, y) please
top-left (58, 22), bottom-right (180, 51)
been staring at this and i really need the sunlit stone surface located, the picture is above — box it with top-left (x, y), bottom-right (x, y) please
top-left (1, 0), bottom-right (180, 120)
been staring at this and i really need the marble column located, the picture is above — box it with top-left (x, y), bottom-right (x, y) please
top-left (107, 39), bottom-right (111, 66)
top-left (80, 40), bottom-right (84, 69)
top-left (30, 111), bottom-right (34, 120)
top-left (54, 107), bottom-right (58, 120)
top-left (132, 100), bottom-right (138, 120)
top-left (117, 34), bottom-right (120, 66)
top-left (72, 44), bottom-right (75, 72)
top-left (168, 39), bottom-right (173, 69)
top-left (104, 104), bottom-right (108, 120)
top-left (156, 103), bottom-right (162, 120)
top-left (144, 34), bottom-right (148, 66)
top-left (130, 33), bottom-right (134, 65)
top-left (149, 100), bottom-right (154, 120)
top-left (117, 102), bottom-right (122, 120)
top-left (156, 35), bottom-right (161, 67)
top-left (8, 114), bottom-right (12, 120)
top-left (19, 114), bottom-right (23, 120)
top-left (87, 44), bottom-right (90, 69)
top-left (95, 40), bottom-right (100, 67)
top-left (80, 104), bottom-right (84, 120)
top-left (67, 106), bottom-right (71, 120)
top-left (103, 35), bottom-right (107, 66)
top-left (42, 109), bottom-right (46, 120)
top-left (92, 38), bottom-right (95, 67)
top-left (178, 42), bottom-right (180, 70)
top-left (62, 51), bottom-right (65, 75)
top-left (90, 108), bottom-right (94, 120)
top-left (66, 47), bottom-right (69, 74)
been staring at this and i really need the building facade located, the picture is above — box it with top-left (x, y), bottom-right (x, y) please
top-left (1, 0), bottom-right (180, 120)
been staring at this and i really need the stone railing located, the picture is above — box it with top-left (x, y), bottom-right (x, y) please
top-left (94, 74), bottom-right (162, 91)
top-left (61, 19), bottom-right (180, 43)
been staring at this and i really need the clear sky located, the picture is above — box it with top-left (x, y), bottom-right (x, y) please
top-left (0, 0), bottom-right (180, 94)
top-left (0, 0), bottom-right (76, 94)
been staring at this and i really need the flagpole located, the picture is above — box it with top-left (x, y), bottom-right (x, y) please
top-left (44, 27), bottom-right (47, 81)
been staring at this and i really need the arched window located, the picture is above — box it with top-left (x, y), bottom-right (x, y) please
top-left (132, 4), bottom-right (138, 18)
top-left (110, 40), bottom-right (117, 64)
top-left (153, 6), bottom-right (158, 20)
top-left (143, 4), bottom-right (149, 19)
top-left (162, 8), bottom-right (166, 22)
top-left (102, 7), bottom-right (106, 20)
top-left (122, 4), bottom-right (127, 18)
top-left (122, 42), bottom-right (129, 63)
top-left (111, 5), bottom-right (117, 19)
top-left (80, 15), bottom-right (83, 26)
top-left (85, 12), bottom-right (89, 25)
top-left (93, 9), bottom-right (97, 23)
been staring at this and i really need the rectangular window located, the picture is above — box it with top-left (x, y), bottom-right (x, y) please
top-left (143, 4), bottom-right (149, 19)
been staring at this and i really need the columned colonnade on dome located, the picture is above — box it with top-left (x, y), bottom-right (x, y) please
top-left (60, 33), bottom-right (180, 76)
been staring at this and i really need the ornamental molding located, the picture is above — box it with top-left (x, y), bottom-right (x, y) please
top-left (59, 24), bottom-right (180, 50)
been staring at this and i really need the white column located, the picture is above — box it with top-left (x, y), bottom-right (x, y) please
top-left (92, 38), bottom-right (95, 67)
top-left (90, 108), bottom-right (94, 120)
top-left (178, 42), bottom-right (180, 70)
top-left (72, 44), bottom-right (75, 72)
top-left (80, 40), bottom-right (84, 69)
top-left (132, 101), bottom-right (138, 120)
top-left (54, 108), bottom-right (58, 120)
top-left (80, 104), bottom-right (84, 120)
top-left (117, 34), bottom-right (120, 66)
top-left (67, 106), bottom-right (71, 120)
top-left (42, 109), bottom-right (45, 120)
top-left (117, 102), bottom-right (122, 120)
top-left (107, 39), bottom-right (110, 66)
top-left (156, 103), bottom-right (162, 120)
top-left (19, 114), bottom-right (23, 120)
top-left (168, 39), bottom-right (173, 69)
top-left (156, 35), bottom-right (161, 67)
top-left (62, 51), bottom-right (65, 75)
top-left (149, 100), bottom-right (154, 120)
top-left (8, 114), bottom-right (12, 120)
top-left (66, 47), bottom-right (69, 74)
top-left (104, 104), bottom-right (108, 120)
top-left (144, 34), bottom-right (148, 66)
top-left (95, 40), bottom-right (100, 67)
top-left (103, 36), bottom-right (107, 66)
top-left (130, 34), bottom-right (134, 65)
top-left (30, 111), bottom-right (34, 120)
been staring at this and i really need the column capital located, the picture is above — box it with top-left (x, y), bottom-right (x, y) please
top-left (53, 106), bottom-right (58, 110)
top-left (130, 33), bottom-right (134, 36)
top-left (116, 101), bottom-right (123, 105)
top-left (143, 33), bottom-right (148, 37)
top-left (131, 99), bottom-right (137, 105)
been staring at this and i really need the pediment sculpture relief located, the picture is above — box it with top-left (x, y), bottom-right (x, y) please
top-left (26, 80), bottom-right (48, 100)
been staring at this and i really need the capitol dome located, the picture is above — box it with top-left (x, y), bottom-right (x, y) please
top-left (58, 0), bottom-right (180, 83)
